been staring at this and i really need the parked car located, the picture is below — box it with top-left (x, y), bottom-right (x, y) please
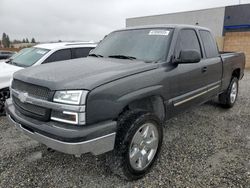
top-left (0, 42), bottom-right (97, 115)
top-left (6, 25), bottom-right (245, 180)
top-left (0, 50), bottom-right (16, 60)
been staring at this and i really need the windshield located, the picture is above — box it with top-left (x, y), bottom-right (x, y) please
top-left (91, 28), bottom-right (173, 62)
top-left (9, 47), bottom-right (50, 67)
top-left (9, 48), bottom-right (30, 60)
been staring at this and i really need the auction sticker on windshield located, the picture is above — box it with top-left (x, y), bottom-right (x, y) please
top-left (149, 30), bottom-right (170, 36)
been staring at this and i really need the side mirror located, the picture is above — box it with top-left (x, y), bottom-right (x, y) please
top-left (176, 50), bottom-right (201, 64)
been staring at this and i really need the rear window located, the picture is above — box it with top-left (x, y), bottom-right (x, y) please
top-left (199, 30), bottom-right (219, 58)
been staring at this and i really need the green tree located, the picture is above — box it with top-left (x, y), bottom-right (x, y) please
top-left (1, 33), bottom-right (11, 48)
top-left (6, 35), bottom-right (10, 47)
top-left (22, 39), bottom-right (25, 43)
top-left (31, 38), bottom-right (36, 43)
top-left (25, 38), bottom-right (29, 43)
top-left (2, 33), bottom-right (7, 47)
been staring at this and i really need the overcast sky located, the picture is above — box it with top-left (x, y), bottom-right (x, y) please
top-left (1, 0), bottom-right (250, 42)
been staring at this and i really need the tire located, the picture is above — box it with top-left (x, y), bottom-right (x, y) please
top-left (0, 88), bottom-right (10, 116)
top-left (106, 110), bottom-right (163, 180)
top-left (219, 77), bottom-right (239, 108)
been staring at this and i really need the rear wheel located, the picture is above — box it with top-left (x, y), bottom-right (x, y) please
top-left (0, 88), bottom-right (10, 116)
top-left (106, 111), bottom-right (163, 180)
top-left (219, 77), bottom-right (239, 108)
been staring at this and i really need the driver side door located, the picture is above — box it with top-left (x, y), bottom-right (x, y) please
top-left (168, 29), bottom-right (208, 115)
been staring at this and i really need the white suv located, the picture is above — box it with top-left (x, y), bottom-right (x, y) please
top-left (0, 42), bottom-right (97, 115)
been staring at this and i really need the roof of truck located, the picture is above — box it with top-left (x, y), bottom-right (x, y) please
top-left (119, 24), bottom-right (211, 32)
top-left (34, 42), bottom-right (97, 50)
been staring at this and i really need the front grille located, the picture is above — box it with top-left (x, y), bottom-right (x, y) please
top-left (12, 79), bottom-right (51, 100)
top-left (12, 79), bottom-right (52, 121)
top-left (13, 96), bottom-right (47, 116)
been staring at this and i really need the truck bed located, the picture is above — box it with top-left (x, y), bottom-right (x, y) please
top-left (220, 51), bottom-right (245, 91)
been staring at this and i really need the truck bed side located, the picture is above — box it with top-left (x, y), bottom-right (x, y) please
top-left (220, 52), bottom-right (245, 92)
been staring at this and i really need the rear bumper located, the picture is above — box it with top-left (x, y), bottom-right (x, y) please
top-left (5, 99), bottom-right (117, 155)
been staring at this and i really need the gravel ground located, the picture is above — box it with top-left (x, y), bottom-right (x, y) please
top-left (0, 71), bottom-right (250, 188)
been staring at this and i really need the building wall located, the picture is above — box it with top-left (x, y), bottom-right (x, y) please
top-left (224, 4), bottom-right (250, 33)
top-left (126, 7), bottom-right (225, 37)
top-left (223, 32), bottom-right (250, 68)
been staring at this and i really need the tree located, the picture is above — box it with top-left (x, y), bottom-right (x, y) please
top-left (6, 35), bottom-right (10, 47)
top-left (22, 39), bottom-right (26, 43)
top-left (13, 39), bottom-right (22, 44)
top-left (31, 38), bottom-right (36, 43)
top-left (1, 33), bottom-right (11, 48)
top-left (2, 33), bottom-right (7, 47)
top-left (25, 38), bottom-right (29, 43)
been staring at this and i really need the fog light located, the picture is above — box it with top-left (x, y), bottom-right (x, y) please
top-left (51, 111), bottom-right (78, 124)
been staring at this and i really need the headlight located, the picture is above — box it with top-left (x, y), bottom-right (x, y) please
top-left (53, 90), bottom-right (88, 105)
top-left (52, 90), bottom-right (88, 125)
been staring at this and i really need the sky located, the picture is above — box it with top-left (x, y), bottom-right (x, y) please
top-left (0, 0), bottom-right (250, 42)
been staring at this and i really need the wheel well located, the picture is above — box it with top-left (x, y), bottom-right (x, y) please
top-left (121, 96), bottom-right (165, 121)
top-left (232, 68), bottom-right (241, 79)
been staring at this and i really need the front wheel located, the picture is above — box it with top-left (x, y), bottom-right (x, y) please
top-left (106, 111), bottom-right (163, 180)
top-left (219, 77), bottom-right (239, 108)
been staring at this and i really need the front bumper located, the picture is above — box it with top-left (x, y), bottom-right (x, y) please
top-left (5, 99), bottom-right (117, 155)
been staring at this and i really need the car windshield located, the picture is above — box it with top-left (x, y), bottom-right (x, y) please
top-left (9, 48), bottom-right (30, 60)
top-left (90, 28), bottom-right (173, 62)
top-left (9, 47), bottom-right (50, 67)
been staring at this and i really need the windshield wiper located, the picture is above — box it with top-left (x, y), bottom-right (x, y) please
top-left (88, 53), bottom-right (103, 58)
top-left (5, 59), bottom-right (12, 64)
top-left (108, 55), bottom-right (137, 60)
top-left (11, 61), bottom-right (27, 67)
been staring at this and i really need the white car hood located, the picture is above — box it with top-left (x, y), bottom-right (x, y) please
top-left (0, 62), bottom-right (23, 89)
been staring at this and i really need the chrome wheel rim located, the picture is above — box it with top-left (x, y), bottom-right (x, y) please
top-left (230, 82), bottom-right (237, 104)
top-left (129, 122), bottom-right (159, 171)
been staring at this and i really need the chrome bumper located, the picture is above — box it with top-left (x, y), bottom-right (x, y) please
top-left (7, 114), bottom-right (116, 156)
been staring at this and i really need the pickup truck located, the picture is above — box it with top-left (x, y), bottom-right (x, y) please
top-left (6, 25), bottom-right (245, 180)
top-left (0, 42), bottom-right (97, 115)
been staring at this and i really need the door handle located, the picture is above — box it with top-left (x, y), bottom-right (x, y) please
top-left (202, 67), bottom-right (207, 73)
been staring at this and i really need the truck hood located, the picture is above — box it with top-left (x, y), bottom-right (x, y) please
top-left (0, 62), bottom-right (23, 89)
top-left (14, 57), bottom-right (158, 90)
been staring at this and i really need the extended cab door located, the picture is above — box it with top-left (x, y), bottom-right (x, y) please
top-left (168, 29), bottom-right (208, 115)
top-left (198, 30), bottom-right (222, 97)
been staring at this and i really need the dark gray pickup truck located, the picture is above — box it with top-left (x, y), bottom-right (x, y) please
top-left (6, 25), bottom-right (245, 180)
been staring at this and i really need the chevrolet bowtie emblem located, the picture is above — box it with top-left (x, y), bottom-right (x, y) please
top-left (18, 92), bottom-right (28, 103)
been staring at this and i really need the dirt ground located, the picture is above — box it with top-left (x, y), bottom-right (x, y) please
top-left (0, 71), bottom-right (250, 187)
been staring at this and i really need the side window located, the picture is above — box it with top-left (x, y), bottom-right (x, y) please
top-left (199, 30), bottom-right (219, 58)
top-left (175, 29), bottom-right (202, 58)
top-left (44, 49), bottom-right (71, 63)
top-left (72, 47), bottom-right (93, 59)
